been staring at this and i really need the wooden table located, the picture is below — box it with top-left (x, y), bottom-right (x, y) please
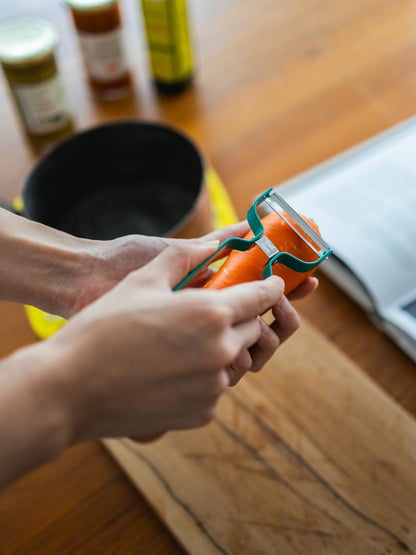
top-left (0, 0), bottom-right (415, 552)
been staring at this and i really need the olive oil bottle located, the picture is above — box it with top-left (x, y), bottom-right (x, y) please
top-left (140, 0), bottom-right (194, 93)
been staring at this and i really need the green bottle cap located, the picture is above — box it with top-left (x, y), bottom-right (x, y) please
top-left (0, 19), bottom-right (58, 66)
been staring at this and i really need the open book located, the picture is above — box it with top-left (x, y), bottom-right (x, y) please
top-left (277, 117), bottom-right (416, 363)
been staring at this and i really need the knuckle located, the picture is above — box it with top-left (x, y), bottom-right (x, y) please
top-left (230, 350), bottom-right (252, 374)
top-left (228, 373), bottom-right (243, 387)
top-left (291, 310), bottom-right (301, 332)
top-left (218, 340), bottom-right (239, 366)
top-left (253, 318), bottom-right (263, 341)
top-left (269, 330), bottom-right (281, 351)
top-left (226, 364), bottom-right (246, 387)
top-left (201, 302), bottom-right (232, 330)
top-left (213, 371), bottom-right (229, 395)
top-left (263, 327), bottom-right (281, 352)
top-left (256, 281), bottom-right (273, 308)
top-left (165, 243), bottom-right (193, 271)
top-left (167, 243), bottom-right (187, 257)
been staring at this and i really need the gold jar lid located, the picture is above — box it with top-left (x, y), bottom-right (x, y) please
top-left (64, 0), bottom-right (118, 11)
top-left (0, 19), bottom-right (58, 67)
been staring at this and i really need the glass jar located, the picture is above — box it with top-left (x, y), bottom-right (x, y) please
top-left (64, 0), bottom-right (131, 100)
top-left (0, 19), bottom-right (73, 148)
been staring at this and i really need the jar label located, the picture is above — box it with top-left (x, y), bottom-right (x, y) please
top-left (13, 76), bottom-right (70, 135)
top-left (78, 29), bottom-right (127, 82)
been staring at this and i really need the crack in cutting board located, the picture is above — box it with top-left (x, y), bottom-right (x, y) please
top-left (103, 318), bottom-right (416, 555)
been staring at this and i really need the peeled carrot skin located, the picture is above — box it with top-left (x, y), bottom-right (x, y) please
top-left (203, 213), bottom-right (320, 295)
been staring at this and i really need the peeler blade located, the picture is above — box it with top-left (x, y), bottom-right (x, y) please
top-left (263, 191), bottom-right (332, 258)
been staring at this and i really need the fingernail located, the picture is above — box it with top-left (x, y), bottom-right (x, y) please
top-left (201, 240), bottom-right (220, 249)
top-left (267, 275), bottom-right (285, 288)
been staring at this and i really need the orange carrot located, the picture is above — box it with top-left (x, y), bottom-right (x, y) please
top-left (203, 212), bottom-right (321, 295)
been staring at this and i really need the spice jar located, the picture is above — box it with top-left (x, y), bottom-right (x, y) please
top-left (64, 0), bottom-right (131, 100)
top-left (0, 19), bottom-right (73, 148)
top-left (140, 0), bottom-right (194, 93)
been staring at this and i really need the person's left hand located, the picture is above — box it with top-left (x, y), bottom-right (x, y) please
top-left (65, 221), bottom-right (249, 318)
top-left (225, 276), bottom-right (318, 386)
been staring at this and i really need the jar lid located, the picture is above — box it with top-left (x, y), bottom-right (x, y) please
top-left (0, 19), bottom-right (58, 66)
top-left (64, 0), bottom-right (118, 11)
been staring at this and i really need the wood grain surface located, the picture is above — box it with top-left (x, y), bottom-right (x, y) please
top-left (104, 318), bottom-right (416, 554)
top-left (0, 0), bottom-right (415, 553)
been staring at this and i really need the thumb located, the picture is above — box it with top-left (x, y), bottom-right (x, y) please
top-left (146, 240), bottom-right (220, 290)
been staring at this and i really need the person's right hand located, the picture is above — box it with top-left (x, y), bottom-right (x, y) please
top-left (40, 241), bottom-right (284, 446)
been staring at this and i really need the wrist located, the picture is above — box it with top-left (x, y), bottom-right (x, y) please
top-left (25, 240), bottom-right (93, 318)
top-left (0, 341), bottom-right (74, 487)
top-left (0, 209), bottom-right (100, 317)
top-left (17, 341), bottom-right (74, 450)
top-left (33, 239), bottom-right (96, 318)
top-left (28, 336), bottom-right (94, 450)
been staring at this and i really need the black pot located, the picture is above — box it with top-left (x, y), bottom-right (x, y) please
top-left (5, 121), bottom-right (213, 240)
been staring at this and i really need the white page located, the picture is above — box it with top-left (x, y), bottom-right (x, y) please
top-left (279, 121), bottom-right (416, 312)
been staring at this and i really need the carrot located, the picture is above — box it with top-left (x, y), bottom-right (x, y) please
top-left (203, 212), bottom-right (321, 295)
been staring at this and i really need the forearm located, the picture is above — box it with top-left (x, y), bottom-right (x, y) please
top-left (0, 341), bottom-right (72, 490)
top-left (0, 208), bottom-right (94, 316)
top-left (0, 243), bottom-right (290, 491)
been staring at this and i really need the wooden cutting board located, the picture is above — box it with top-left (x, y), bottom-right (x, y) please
top-left (103, 318), bottom-right (416, 555)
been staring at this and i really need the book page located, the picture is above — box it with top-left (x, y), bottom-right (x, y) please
top-left (278, 119), bottom-right (416, 312)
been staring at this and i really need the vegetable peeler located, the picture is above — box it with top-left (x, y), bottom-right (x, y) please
top-left (174, 187), bottom-right (332, 291)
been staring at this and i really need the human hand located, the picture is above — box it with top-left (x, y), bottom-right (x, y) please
top-left (137, 277), bottom-right (318, 442)
top-left (225, 276), bottom-right (318, 386)
top-left (0, 205), bottom-right (250, 319)
top-left (42, 240), bottom-right (283, 444)
top-left (64, 221), bottom-right (250, 318)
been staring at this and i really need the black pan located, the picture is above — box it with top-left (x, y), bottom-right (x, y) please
top-left (3, 120), bottom-right (211, 240)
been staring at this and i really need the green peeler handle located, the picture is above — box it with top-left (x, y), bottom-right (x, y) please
top-left (262, 251), bottom-right (331, 280)
top-left (174, 188), bottom-right (274, 291)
